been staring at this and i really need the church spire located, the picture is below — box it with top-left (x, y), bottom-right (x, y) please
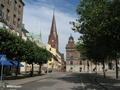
top-left (48, 11), bottom-right (59, 50)
top-left (38, 19), bottom-right (42, 47)
top-left (39, 30), bottom-right (42, 44)
top-left (50, 10), bottom-right (57, 38)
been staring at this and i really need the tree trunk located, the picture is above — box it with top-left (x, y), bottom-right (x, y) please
top-left (38, 64), bottom-right (42, 75)
top-left (103, 60), bottom-right (106, 78)
top-left (96, 64), bottom-right (97, 74)
top-left (30, 63), bottom-right (34, 77)
top-left (116, 54), bottom-right (118, 79)
top-left (15, 61), bottom-right (19, 77)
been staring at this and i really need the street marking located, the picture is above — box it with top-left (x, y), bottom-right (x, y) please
top-left (80, 76), bottom-right (85, 90)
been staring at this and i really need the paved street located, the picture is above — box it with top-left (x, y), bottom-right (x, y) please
top-left (0, 70), bottom-right (120, 90)
top-left (16, 72), bottom-right (102, 90)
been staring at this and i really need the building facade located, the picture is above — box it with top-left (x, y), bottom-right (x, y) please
top-left (60, 53), bottom-right (66, 71)
top-left (46, 44), bottom-right (61, 71)
top-left (66, 35), bottom-right (81, 72)
top-left (65, 35), bottom-right (109, 72)
top-left (0, 0), bottom-right (25, 36)
top-left (47, 13), bottom-right (63, 71)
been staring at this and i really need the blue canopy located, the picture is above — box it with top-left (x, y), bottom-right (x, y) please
top-left (11, 61), bottom-right (24, 67)
top-left (0, 60), bottom-right (13, 66)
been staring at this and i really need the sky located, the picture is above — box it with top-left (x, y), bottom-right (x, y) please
top-left (22, 0), bottom-right (80, 58)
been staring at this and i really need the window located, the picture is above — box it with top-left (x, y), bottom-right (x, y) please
top-left (0, 4), bottom-right (4, 17)
top-left (8, 0), bottom-right (11, 5)
top-left (18, 5), bottom-right (21, 14)
top-left (70, 61), bottom-right (73, 65)
top-left (49, 59), bottom-right (51, 61)
top-left (13, 14), bottom-right (16, 25)
top-left (14, 0), bottom-right (17, 11)
top-left (52, 40), bottom-right (54, 42)
top-left (80, 61), bottom-right (82, 65)
top-left (6, 9), bottom-right (10, 21)
top-left (53, 45), bottom-right (55, 47)
top-left (87, 60), bottom-right (89, 66)
top-left (17, 18), bottom-right (20, 28)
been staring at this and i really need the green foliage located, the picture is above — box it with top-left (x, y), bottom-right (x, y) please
top-left (48, 70), bottom-right (52, 73)
top-left (0, 28), bottom-right (50, 64)
top-left (71, 0), bottom-right (120, 63)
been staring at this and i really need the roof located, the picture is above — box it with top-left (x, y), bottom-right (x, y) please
top-left (19, 0), bottom-right (25, 6)
top-left (26, 33), bottom-right (32, 37)
top-left (50, 14), bottom-right (58, 39)
top-left (69, 35), bottom-right (74, 40)
top-left (34, 35), bottom-right (40, 41)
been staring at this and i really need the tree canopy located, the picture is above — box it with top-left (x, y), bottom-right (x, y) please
top-left (71, 0), bottom-right (120, 63)
top-left (0, 28), bottom-right (50, 76)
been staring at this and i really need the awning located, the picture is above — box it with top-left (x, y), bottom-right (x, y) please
top-left (0, 60), bottom-right (13, 66)
top-left (11, 61), bottom-right (24, 67)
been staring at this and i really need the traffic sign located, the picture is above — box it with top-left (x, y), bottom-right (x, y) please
top-left (0, 54), bottom-right (6, 61)
top-left (0, 54), bottom-right (6, 87)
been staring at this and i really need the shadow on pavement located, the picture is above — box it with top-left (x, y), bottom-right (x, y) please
top-left (57, 72), bottom-right (120, 90)
top-left (95, 73), bottom-right (120, 90)
top-left (57, 73), bottom-right (80, 83)
top-left (4, 73), bottom-right (46, 80)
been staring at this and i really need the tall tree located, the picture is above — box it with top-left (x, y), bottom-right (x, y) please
top-left (35, 47), bottom-right (50, 75)
top-left (70, 0), bottom-right (120, 78)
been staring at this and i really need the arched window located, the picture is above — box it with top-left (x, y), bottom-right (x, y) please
top-left (80, 61), bottom-right (82, 65)
top-left (70, 61), bottom-right (73, 65)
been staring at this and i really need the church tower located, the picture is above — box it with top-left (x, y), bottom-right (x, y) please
top-left (48, 12), bottom-right (59, 50)
top-left (65, 35), bottom-right (81, 72)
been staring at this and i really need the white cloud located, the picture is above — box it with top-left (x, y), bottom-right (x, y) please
top-left (22, 0), bottom-right (80, 57)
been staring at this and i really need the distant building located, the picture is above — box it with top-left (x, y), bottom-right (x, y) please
top-left (65, 35), bottom-right (81, 72)
top-left (47, 12), bottom-right (63, 71)
top-left (45, 44), bottom-right (61, 71)
top-left (65, 35), bottom-right (109, 72)
top-left (60, 53), bottom-right (65, 71)
top-left (21, 24), bottom-right (43, 73)
top-left (0, 0), bottom-right (25, 36)
top-left (48, 13), bottom-right (58, 50)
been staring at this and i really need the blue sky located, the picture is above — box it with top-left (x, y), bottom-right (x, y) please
top-left (22, 0), bottom-right (80, 57)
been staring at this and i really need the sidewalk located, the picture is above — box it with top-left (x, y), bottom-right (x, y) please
top-left (0, 72), bottom-right (60, 89)
top-left (80, 70), bottom-right (120, 89)
top-left (94, 70), bottom-right (120, 89)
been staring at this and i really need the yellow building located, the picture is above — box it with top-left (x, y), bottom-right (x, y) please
top-left (46, 44), bottom-right (61, 71)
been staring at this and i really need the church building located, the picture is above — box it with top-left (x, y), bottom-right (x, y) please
top-left (48, 13), bottom-right (58, 50)
top-left (47, 13), bottom-right (65, 71)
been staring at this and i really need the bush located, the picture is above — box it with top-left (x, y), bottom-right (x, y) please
top-left (48, 70), bottom-right (52, 73)
top-left (45, 70), bottom-right (47, 73)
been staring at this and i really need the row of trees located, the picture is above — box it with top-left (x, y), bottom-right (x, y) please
top-left (0, 28), bottom-right (50, 76)
top-left (71, 0), bottom-right (120, 78)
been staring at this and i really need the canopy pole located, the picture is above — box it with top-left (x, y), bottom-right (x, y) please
top-left (0, 60), bottom-right (4, 87)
